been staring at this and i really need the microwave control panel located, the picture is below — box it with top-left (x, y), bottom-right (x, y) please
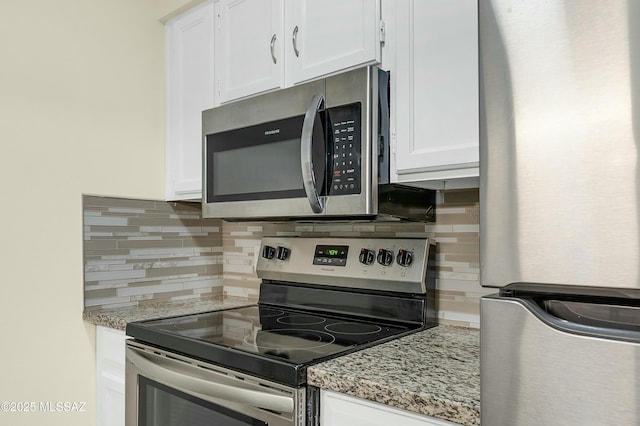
top-left (329, 103), bottom-right (361, 195)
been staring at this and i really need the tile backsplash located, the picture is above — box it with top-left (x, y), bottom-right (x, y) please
top-left (83, 195), bottom-right (223, 309)
top-left (84, 189), bottom-right (489, 327)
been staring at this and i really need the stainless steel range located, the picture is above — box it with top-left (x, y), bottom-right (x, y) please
top-left (125, 236), bottom-right (436, 426)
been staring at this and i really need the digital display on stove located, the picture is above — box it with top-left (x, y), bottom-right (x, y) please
top-left (313, 245), bottom-right (349, 266)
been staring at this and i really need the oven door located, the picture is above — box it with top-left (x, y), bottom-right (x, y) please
top-left (125, 341), bottom-right (304, 426)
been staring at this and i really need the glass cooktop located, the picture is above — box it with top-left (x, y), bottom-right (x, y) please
top-left (127, 304), bottom-right (417, 386)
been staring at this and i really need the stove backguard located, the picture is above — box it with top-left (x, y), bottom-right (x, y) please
top-left (257, 237), bottom-right (436, 296)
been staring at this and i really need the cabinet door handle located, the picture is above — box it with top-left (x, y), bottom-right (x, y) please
top-left (270, 33), bottom-right (277, 64)
top-left (292, 25), bottom-right (300, 57)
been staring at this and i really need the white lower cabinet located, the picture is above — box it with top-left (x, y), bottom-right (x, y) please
top-left (96, 326), bottom-right (127, 426)
top-left (321, 390), bottom-right (459, 426)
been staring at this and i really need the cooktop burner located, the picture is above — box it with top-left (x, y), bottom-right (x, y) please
top-left (325, 322), bottom-right (383, 335)
top-left (249, 329), bottom-right (336, 351)
top-left (277, 314), bottom-right (326, 326)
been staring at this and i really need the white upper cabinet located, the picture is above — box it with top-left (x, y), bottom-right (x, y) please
top-left (165, 1), bottom-right (215, 201)
top-left (214, 0), bottom-right (284, 103)
top-left (389, 0), bottom-right (479, 189)
top-left (215, 0), bottom-right (382, 104)
top-left (286, 0), bottom-right (381, 85)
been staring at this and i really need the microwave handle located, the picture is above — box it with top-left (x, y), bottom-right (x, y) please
top-left (301, 93), bottom-right (325, 214)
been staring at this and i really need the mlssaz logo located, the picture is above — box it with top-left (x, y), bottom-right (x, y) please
top-left (264, 129), bottom-right (280, 135)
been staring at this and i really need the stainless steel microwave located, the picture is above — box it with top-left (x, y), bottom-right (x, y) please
top-left (202, 66), bottom-right (435, 221)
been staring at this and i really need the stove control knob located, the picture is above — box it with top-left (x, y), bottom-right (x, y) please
top-left (359, 248), bottom-right (375, 265)
top-left (396, 249), bottom-right (414, 267)
top-left (377, 248), bottom-right (394, 266)
top-left (276, 246), bottom-right (290, 261)
top-left (262, 245), bottom-right (276, 259)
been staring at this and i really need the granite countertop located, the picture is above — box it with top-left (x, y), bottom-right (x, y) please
top-left (82, 298), bottom-right (254, 331)
top-left (308, 325), bottom-right (480, 426)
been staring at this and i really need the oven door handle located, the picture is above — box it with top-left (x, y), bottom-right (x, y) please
top-left (127, 348), bottom-right (294, 414)
top-left (301, 93), bottom-right (325, 214)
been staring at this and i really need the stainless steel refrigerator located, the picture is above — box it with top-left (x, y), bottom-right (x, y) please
top-left (479, 1), bottom-right (640, 425)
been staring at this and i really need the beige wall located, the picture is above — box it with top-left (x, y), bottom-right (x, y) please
top-left (0, 1), bottom-right (166, 425)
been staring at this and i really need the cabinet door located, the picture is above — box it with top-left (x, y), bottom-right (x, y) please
top-left (215, 0), bottom-right (284, 103)
top-left (321, 390), bottom-right (459, 426)
top-left (96, 326), bottom-right (127, 426)
top-left (165, 1), bottom-right (215, 201)
top-left (286, 0), bottom-right (381, 85)
top-left (392, 0), bottom-right (479, 187)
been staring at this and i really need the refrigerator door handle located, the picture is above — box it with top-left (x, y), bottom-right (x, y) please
top-left (513, 297), bottom-right (640, 343)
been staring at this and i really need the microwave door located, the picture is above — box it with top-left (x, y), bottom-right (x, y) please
top-left (202, 93), bottom-right (328, 219)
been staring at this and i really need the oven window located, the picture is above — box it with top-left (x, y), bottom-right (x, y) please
top-left (138, 377), bottom-right (267, 426)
